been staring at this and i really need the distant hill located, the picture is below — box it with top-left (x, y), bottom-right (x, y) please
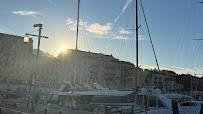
top-left (32, 49), bottom-right (55, 58)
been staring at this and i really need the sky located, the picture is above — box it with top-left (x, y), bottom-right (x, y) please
top-left (1, 0), bottom-right (203, 75)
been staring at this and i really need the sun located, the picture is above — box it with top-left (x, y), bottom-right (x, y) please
top-left (60, 46), bottom-right (67, 52)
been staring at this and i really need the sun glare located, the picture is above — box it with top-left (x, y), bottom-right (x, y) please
top-left (60, 46), bottom-right (67, 52)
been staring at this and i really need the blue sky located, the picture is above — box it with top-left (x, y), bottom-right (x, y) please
top-left (1, 0), bottom-right (203, 75)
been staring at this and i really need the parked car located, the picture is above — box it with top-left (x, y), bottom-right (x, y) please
top-left (1, 91), bottom-right (20, 108)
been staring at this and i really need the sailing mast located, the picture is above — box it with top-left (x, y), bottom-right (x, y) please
top-left (135, 0), bottom-right (139, 89)
top-left (76, 0), bottom-right (80, 50)
top-left (73, 0), bottom-right (80, 84)
top-left (128, 0), bottom-right (138, 89)
top-left (136, 0), bottom-right (138, 70)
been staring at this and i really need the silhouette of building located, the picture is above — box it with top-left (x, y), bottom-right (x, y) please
top-left (176, 74), bottom-right (200, 96)
top-left (143, 69), bottom-right (177, 92)
top-left (0, 33), bottom-right (33, 84)
top-left (200, 77), bottom-right (203, 90)
top-left (58, 49), bottom-right (135, 89)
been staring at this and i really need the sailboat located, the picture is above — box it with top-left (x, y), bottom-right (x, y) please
top-left (113, 86), bottom-right (202, 114)
top-left (111, 0), bottom-right (203, 114)
top-left (49, 0), bottom-right (134, 104)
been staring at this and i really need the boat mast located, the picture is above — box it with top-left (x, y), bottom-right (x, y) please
top-left (73, 0), bottom-right (80, 84)
top-left (134, 0), bottom-right (139, 89)
top-left (76, 0), bottom-right (80, 50)
top-left (136, 0), bottom-right (138, 70)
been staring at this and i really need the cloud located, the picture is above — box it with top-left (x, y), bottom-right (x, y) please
top-left (48, 0), bottom-right (55, 6)
top-left (105, 45), bottom-right (110, 48)
top-left (140, 64), bottom-right (161, 70)
top-left (86, 23), bottom-right (112, 35)
top-left (67, 18), bottom-right (75, 25)
top-left (169, 65), bottom-right (195, 74)
top-left (12, 10), bottom-right (42, 19)
top-left (66, 18), bottom-right (88, 31)
top-left (119, 29), bottom-right (132, 34)
top-left (114, 36), bottom-right (129, 40)
top-left (12, 10), bottom-right (41, 16)
top-left (115, 0), bottom-right (133, 22)
top-left (170, 65), bottom-right (185, 70)
top-left (67, 18), bottom-right (112, 35)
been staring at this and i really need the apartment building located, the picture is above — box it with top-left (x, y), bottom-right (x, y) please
top-left (0, 33), bottom-right (33, 84)
top-left (176, 74), bottom-right (200, 91)
top-left (58, 49), bottom-right (135, 89)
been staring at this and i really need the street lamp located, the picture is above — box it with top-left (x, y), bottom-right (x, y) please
top-left (25, 24), bottom-right (48, 109)
top-left (33, 24), bottom-right (42, 28)
top-left (24, 35), bottom-right (29, 43)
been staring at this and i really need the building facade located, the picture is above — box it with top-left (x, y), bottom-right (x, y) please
top-left (176, 74), bottom-right (200, 91)
top-left (0, 33), bottom-right (33, 84)
top-left (143, 69), bottom-right (177, 93)
top-left (200, 77), bottom-right (203, 90)
top-left (57, 49), bottom-right (135, 89)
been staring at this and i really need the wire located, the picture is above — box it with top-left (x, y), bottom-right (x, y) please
top-left (170, 0), bottom-right (193, 68)
top-left (81, 5), bottom-right (90, 52)
top-left (140, 0), bottom-right (166, 93)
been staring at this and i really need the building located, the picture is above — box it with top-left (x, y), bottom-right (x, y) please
top-left (143, 69), bottom-right (177, 93)
top-left (175, 83), bottom-right (184, 91)
top-left (58, 49), bottom-right (135, 89)
top-left (200, 77), bottom-right (203, 90)
top-left (160, 70), bottom-right (176, 92)
top-left (176, 74), bottom-right (200, 96)
top-left (27, 49), bottom-right (63, 86)
top-left (176, 74), bottom-right (200, 91)
top-left (0, 33), bottom-right (33, 84)
top-left (135, 68), bottom-right (150, 88)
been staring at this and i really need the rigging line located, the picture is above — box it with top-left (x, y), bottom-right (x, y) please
top-left (174, 4), bottom-right (192, 68)
top-left (63, 3), bottom-right (78, 45)
top-left (193, 43), bottom-right (201, 62)
top-left (116, 3), bottom-right (134, 58)
top-left (193, 40), bottom-right (195, 75)
top-left (140, 0), bottom-right (167, 93)
top-left (193, 43), bottom-right (202, 74)
top-left (170, 3), bottom-right (192, 67)
top-left (125, 0), bottom-right (134, 29)
top-left (177, 0), bottom-right (194, 68)
top-left (192, 12), bottom-right (201, 64)
top-left (128, 35), bottom-right (136, 61)
top-left (27, 30), bottom-right (39, 34)
top-left (124, 0), bottom-right (135, 60)
top-left (81, 5), bottom-right (90, 52)
top-left (54, 2), bottom-right (77, 51)
top-left (126, 0), bottom-right (136, 61)
top-left (177, 16), bottom-right (189, 65)
top-left (116, 1), bottom-right (134, 58)
top-left (196, 45), bottom-right (203, 73)
top-left (61, 1), bottom-right (77, 43)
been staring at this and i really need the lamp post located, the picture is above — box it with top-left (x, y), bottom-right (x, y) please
top-left (24, 24), bottom-right (48, 109)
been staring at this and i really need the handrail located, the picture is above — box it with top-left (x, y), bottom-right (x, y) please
top-left (0, 106), bottom-right (29, 114)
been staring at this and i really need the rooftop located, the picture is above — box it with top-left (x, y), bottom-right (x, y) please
top-left (0, 33), bottom-right (33, 41)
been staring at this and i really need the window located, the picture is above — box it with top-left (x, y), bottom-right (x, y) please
top-left (158, 99), bottom-right (164, 107)
top-left (136, 95), bottom-right (148, 106)
top-left (148, 96), bottom-right (156, 107)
